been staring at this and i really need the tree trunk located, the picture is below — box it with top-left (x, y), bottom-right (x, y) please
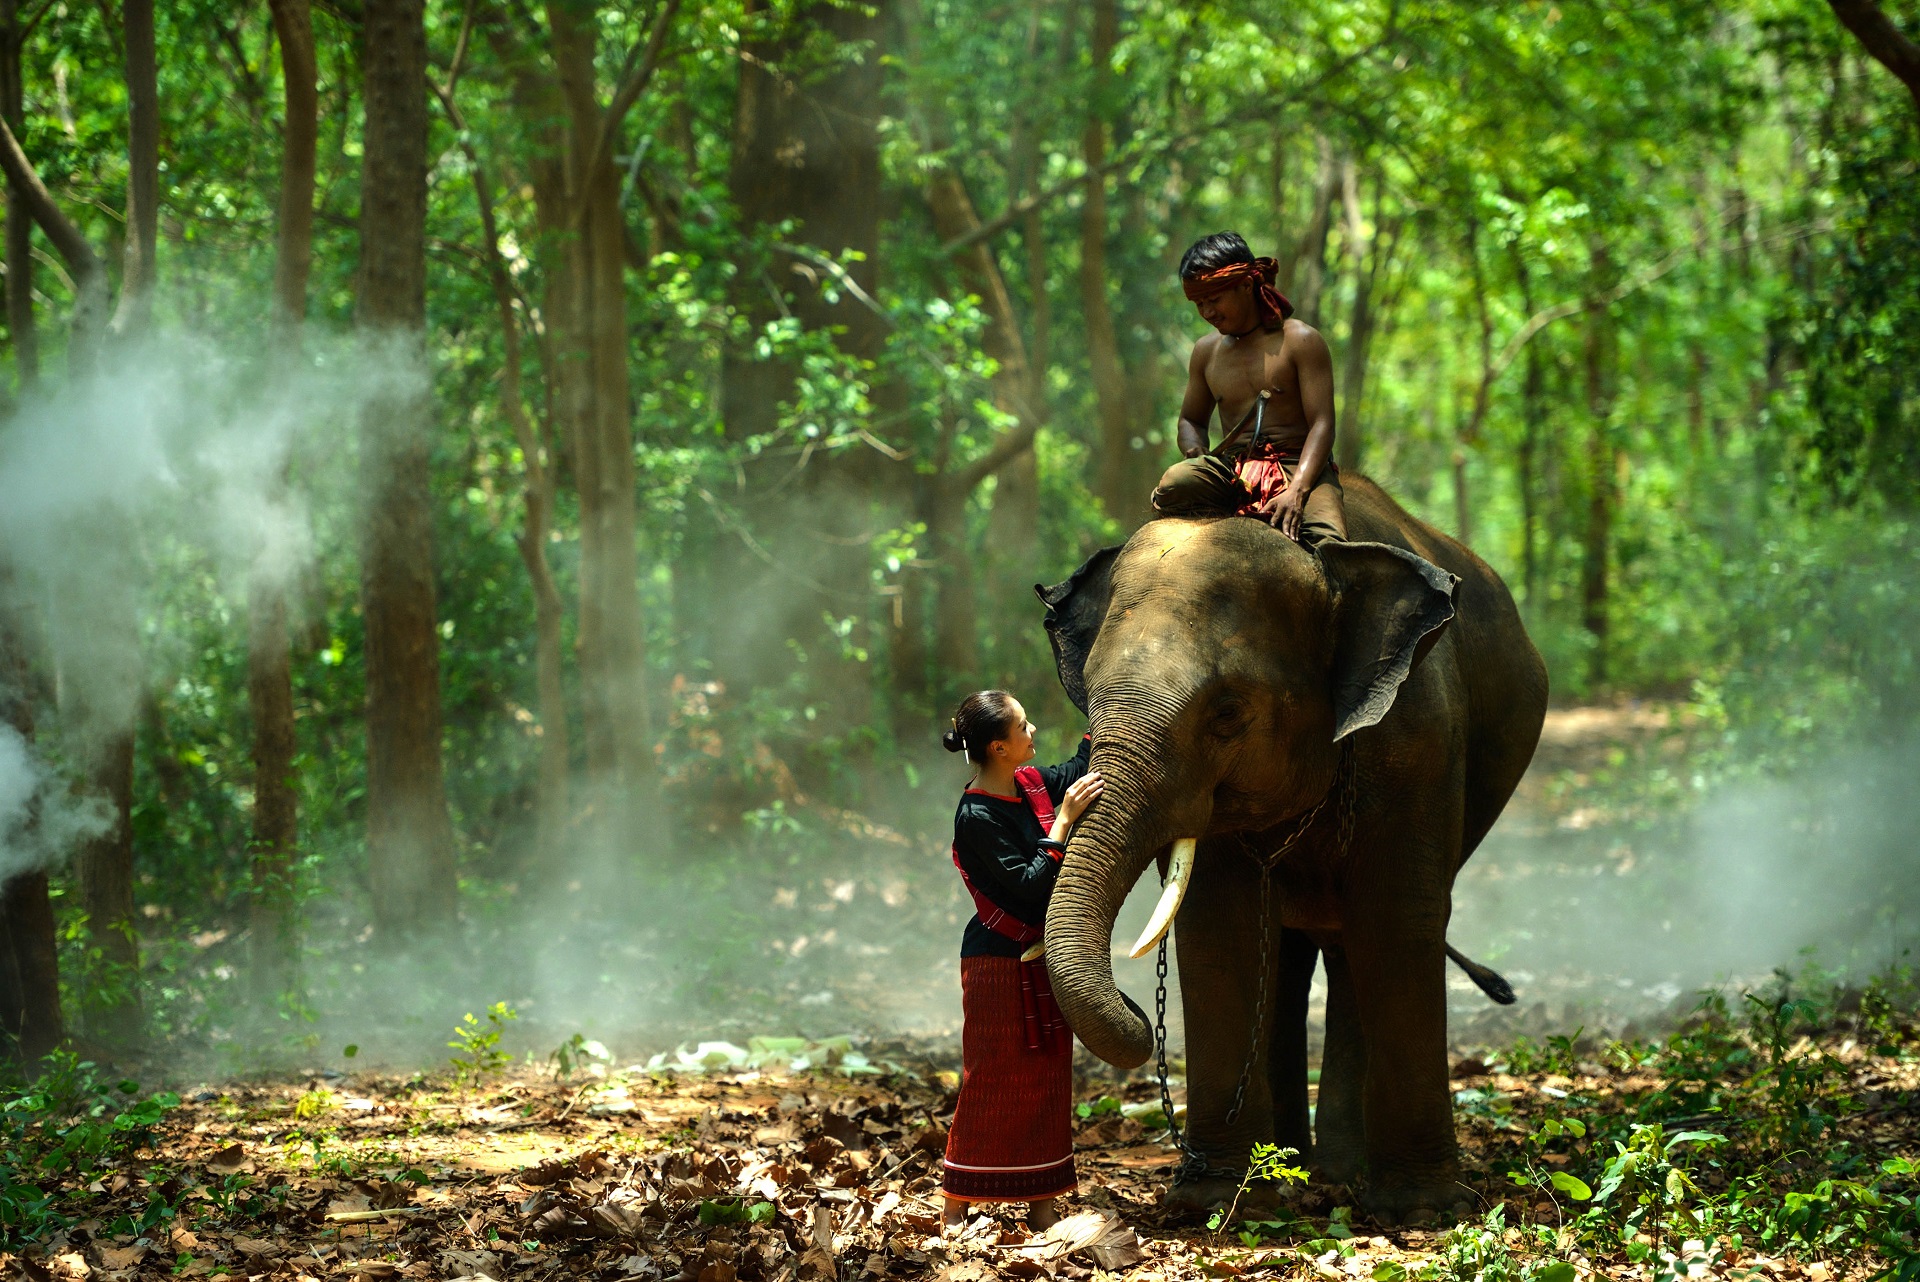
top-left (1288, 136), bottom-right (1338, 325)
top-left (546, 0), bottom-right (657, 836)
top-left (108, 0), bottom-right (156, 336)
top-left (358, 0), bottom-right (457, 932)
top-left (0, 61), bottom-right (136, 1043)
top-left (1580, 244), bottom-right (1617, 690)
top-left (711, 0), bottom-right (886, 737)
top-left (247, 0), bottom-right (315, 1003)
top-left (1081, 0), bottom-right (1133, 523)
top-left (1333, 163), bottom-right (1400, 475)
top-left (1514, 255), bottom-right (1542, 608)
top-left (72, 724), bottom-right (137, 1042)
top-left (444, 82), bottom-right (572, 866)
top-left (1452, 450), bottom-right (1470, 548)
top-left (0, 611), bottom-right (62, 1067)
top-left (1, 0), bottom-right (35, 388)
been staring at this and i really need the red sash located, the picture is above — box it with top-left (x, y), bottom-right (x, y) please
top-left (952, 765), bottom-right (1070, 1052)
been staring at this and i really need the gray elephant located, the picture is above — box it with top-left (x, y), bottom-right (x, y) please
top-left (1036, 477), bottom-right (1547, 1222)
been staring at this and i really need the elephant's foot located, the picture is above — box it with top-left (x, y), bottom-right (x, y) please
top-left (1358, 1175), bottom-right (1471, 1227)
top-left (1311, 1148), bottom-right (1365, 1187)
top-left (1162, 1170), bottom-right (1301, 1222)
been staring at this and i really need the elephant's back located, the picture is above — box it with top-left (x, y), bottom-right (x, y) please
top-left (1340, 476), bottom-right (1548, 863)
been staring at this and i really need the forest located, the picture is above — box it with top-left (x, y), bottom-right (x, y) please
top-left (0, 0), bottom-right (1916, 1276)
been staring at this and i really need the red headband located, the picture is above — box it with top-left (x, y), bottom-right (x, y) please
top-left (1181, 257), bottom-right (1294, 327)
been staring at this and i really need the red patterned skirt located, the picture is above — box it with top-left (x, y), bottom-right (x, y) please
top-left (942, 956), bottom-right (1077, 1203)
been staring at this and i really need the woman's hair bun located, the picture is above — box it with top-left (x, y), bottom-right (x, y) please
top-left (944, 691), bottom-right (1019, 765)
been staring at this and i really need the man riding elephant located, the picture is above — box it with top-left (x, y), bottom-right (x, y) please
top-left (1034, 480), bottom-right (1546, 1223)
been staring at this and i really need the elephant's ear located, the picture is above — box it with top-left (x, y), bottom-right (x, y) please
top-left (1035, 545), bottom-right (1122, 715)
top-left (1318, 541), bottom-right (1458, 740)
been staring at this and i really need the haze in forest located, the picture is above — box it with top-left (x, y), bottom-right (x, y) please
top-left (0, 0), bottom-right (1914, 1077)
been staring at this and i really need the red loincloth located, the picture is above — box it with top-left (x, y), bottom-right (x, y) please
top-left (1229, 442), bottom-right (1301, 516)
top-left (941, 955), bottom-right (1077, 1203)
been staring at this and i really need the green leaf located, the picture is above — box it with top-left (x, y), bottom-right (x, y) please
top-left (1374, 1262), bottom-right (1410, 1282)
top-left (344, 1045), bottom-right (359, 1059)
top-left (1531, 1262), bottom-right (1577, 1282)
top-left (1549, 1171), bottom-right (1593, 1201)
top-left (1663, 1130), bottom-right (1726, 1150)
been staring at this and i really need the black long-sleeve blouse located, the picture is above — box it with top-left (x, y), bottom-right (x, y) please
top-left (952, 736), bottom-right (1092, 959)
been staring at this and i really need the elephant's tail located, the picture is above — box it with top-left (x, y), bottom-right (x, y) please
top-left (1446, 944), bottom-right (1516, 1005)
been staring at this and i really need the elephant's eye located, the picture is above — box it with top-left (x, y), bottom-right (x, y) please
top-left (1208, 696), bottom-right (1251, 737)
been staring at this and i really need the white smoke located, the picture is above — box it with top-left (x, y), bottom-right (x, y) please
top-left (0, 328), bottom-right (426, 876)
top-left (0, 722), bottom-right (111, 883)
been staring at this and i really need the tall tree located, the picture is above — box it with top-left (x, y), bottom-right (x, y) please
top-left (1332, 160), bottom-right (1401, 474)
top-left (1, 0), bottom-right (35, 388)
top-left (545, 0), bottom-right (672, 828)
top-left (358, 0), bottom-right (458, 931)
top-left (108, 0), bottom-right (155, 336)
top-left (429, 71), bottom-right (572, 867)
top-left (0, 603), bottom-right (61, 1068)
top-left (248, 0), bottom-right (316, 999)
top-left (1824, 0), bottom-right (1920, 114)
top-left (1580, 242), bottom-right (1618, 689)
top-left (702, 0), bottom-right (886, 730)
top-left (0, 55), bottom-right (137, 1043)
top-left (1080, 0), bottom-right (1133, 523)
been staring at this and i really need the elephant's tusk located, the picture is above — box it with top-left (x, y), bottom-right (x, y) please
top-left (1021, 941), bottom-right (1046, 962)
top-left (1128, 837), bottom-right (1197, 959)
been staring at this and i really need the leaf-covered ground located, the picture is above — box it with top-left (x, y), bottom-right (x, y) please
top-left (6, 1007), bottom-right (1916, 1282)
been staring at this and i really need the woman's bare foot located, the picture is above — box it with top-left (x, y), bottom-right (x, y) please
top-left (943, 1196), bottom-right (969, 1231)
top-left (1026, 1197), bottom-right (1061, 1231)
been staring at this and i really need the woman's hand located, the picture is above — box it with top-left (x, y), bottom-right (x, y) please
top-left (1059, 771), bottom-right (1104, 827)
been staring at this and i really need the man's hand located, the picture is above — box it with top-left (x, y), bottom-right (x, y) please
top-left (1262, 485), bottom-right (1308, 541)
top-left (1176, 419), bottom-right (1208, 459)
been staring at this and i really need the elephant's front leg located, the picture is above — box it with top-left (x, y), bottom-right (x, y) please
top-left (1165, 848), bottom-right (1280, 1214)
top-left (1344, 897), bottom-right (1463, 1223)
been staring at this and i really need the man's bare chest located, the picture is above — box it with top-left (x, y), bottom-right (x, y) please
top-left (1206, 342), bottom-right (1299, 419)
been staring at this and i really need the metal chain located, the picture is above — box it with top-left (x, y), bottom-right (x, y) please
top-left (1223, 865), bottom-right (1274, 1127)
top-left (1153, 740), bottom-right (1359, 1187)
top-left (1154, 936), bottom-right (1240, 1183)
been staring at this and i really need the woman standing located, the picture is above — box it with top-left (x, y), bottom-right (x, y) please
top-left (939, 690), bottom-right (1102, 1230)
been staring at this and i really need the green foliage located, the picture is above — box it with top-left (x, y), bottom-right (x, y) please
top-left (1418, 1205), bottom-right (1575, 1282)
top-left (1481, 968), bottom-right (1920, 1274)
top-left (447, 1002), bottom-right (519, 1086)
top-left (549, 1034), bottom-right (613, 1082)
top-left (0, 1053), bottom-right (179, 1247)
top-left (697, 1197), bottom-right (776, 1226)
top-left (1206, 1142), bottom-right (1309, 1235)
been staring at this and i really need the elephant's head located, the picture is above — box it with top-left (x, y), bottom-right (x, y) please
top-left (1035, 519), bottom-right (1458, 1067)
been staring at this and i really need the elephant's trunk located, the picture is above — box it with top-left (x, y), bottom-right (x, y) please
top-left (1044, 723), bottom-right (1204, 1069)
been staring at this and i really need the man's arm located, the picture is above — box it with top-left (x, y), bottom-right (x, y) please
top-left (1290, 326), bottom-right (1337, 487)
top-left (1176, 338), bottom-right (1218, 458)
top-left (1267, 324), bottom-right (1338, 540)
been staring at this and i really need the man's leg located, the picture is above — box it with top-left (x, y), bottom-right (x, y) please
top-left (1299, 473), bottom-right (1347, 547)
top-left (1151, 454), bottom-right (1244, 517)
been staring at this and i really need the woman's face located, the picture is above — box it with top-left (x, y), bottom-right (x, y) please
top-left (992, 698), bottom-right (1037, 767)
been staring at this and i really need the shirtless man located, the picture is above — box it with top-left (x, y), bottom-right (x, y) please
top-left (1149, 231), bottom-right (1347, 546)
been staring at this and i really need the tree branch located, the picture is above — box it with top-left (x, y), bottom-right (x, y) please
top-left (938, 38), bottom-right (1387, 257)
top-left (1825, 0), bottom-right (1920, 113)
top-left (0, 115), bottom-right (107, 368)
top-left (583, 0), bottom-right (682, 193)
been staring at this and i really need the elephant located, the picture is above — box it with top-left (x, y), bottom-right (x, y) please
top-left (1035, 476), bottom-right (1547, 1223)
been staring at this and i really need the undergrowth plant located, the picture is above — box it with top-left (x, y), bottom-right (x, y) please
top-left (0, 1053), bottom-right (178, 1247)
top-left (447, 1002), bottom-right (518, 1086)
